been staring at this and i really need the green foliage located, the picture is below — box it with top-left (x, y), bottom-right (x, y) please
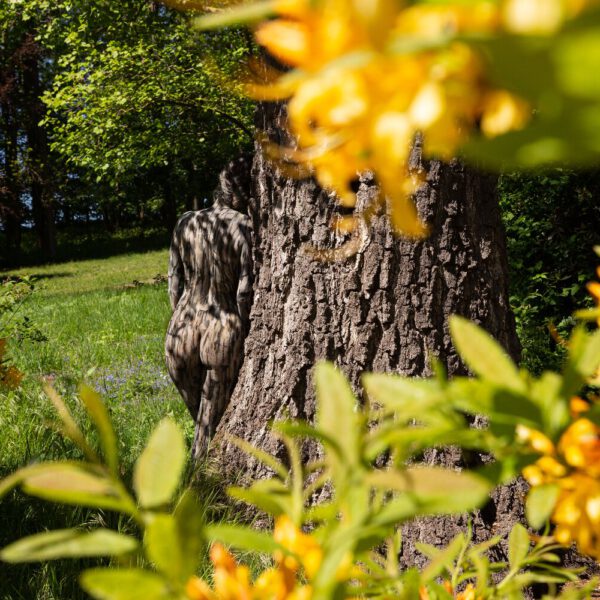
top-left (525, 485), bottom-right (560, 530)
top-left (1, 388), bottom-right (193, 598)
top-left (411, 524), bottom-right (590, 599)
top-left (0, 529), bottom-right (138, 563)
top-left (449, 317), bottom-right (524, 393)
top-left (133, 419), bottom-right (186, 509)
top-left (500, 170), bottom-right (600, 374)
top-left (2, 314), bottom-right (600, 598)
top-left (0, 249), bottom-right (189, 599)
top-left (0, 276), bottom-right (46, 343)
top-left (456, 8), bottom-right (600, 169)
top-left (0, 0), bottom-right (254, 254)
top-left (37, 0), bottom-right (254, 184)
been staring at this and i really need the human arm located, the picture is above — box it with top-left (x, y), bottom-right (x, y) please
top-left (236, 221), bottom-right (253, 331)
top-left (168, 234), bottom-right (184, 311)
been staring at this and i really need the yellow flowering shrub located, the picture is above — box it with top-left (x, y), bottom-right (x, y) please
top-left (186, 517), bottom-right (323, 600)
top-left (186, 0), bottom-right (600, 240)
top-left (519, 415), bottom-right (600, 558)
top-left (512, 272), bottom-right (600, 560)
top-left (248, 0), bottom-right (532, 237)
top-left (420, 581), bottom-right (482, 600)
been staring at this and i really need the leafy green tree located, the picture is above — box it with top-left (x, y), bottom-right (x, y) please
top-left (1, 0), bottom-right (254, 264)
top-left (36, 0), bottom-right (254, 228)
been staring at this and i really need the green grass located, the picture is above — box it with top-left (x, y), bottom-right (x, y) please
top-left (9, 248), bottom-right (170, 296)
top-left (0, 248), bottom-right (209, 599)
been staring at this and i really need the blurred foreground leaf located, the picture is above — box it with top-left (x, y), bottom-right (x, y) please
top-left (450, 316), bottom-right (524, 393)
top-left (526, 484), bottom-right (560, 530)
top-left (134, 418), bottom-right (186, 508)
top-left (21, 463), bottom-right (133, 513)
top-left (80, 568), bottom-right (170, 600)
top-left (508, 523), bottom-right (531, 569)
top-left (79, 384), bottom-right (119, 473)
top-left (0, 529), bottom-right (137, 563)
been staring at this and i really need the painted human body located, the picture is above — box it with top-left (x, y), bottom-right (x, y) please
top-left (165, 158), bottom-right (252, 458)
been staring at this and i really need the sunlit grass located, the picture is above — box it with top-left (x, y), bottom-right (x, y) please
top-left (4, 249), bottom-right (169, 297)
top-left (0, 249), bottom-right (201, 599)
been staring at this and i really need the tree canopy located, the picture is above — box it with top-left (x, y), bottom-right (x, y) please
top-left (0, 0), bottom-right (254, 262)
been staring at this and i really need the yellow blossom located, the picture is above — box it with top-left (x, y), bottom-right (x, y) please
top-left (456, 583), bottom-right (481, 600)
top-left (189, 0), bottom-right (600, 240)
top-left (254, 20), bottom-right (310, 67)
top-left (521, 416), bottom-right (600, 557)
top-left (273, 515), bottom-right (323, 580)
top-left (409, 82), bottom-right (446, 129)
top-left (558, 418), bottom-right (600, 476)
top-left (570, 396), bottom-right (590, 418)
top-left (186, 576), bottom-right (215, 600)
top-left (371, 111), bottom-right (412, 167)
top-left (502, 0), bottom-right (565, 34)
top-left (254, 567), bottom-right (296, 600)
top-left (552, 473), bottom-right (600, 557)
top-left (246, 0), bottom-right (536, 237)
top-left (395, 3), bottom-right (500, 36)
top-left (516, 424), bottom-right (555, 455)
top-left (185, 541), bottom-right (313, 600)
top-left (420, 580), bottom-right (480, 600)
top-left (332, 215), bottom-right (358, 235)
top-left (587, 279), bottom-right (600, 327)
top-left (480, 90), bottom-right (530, 138)
top-left (501, 0), bottom-right (600, 33)
top-left (210, 543), bottom-right (254, 600)
top-left (288, 69), bottom-right (370, 146)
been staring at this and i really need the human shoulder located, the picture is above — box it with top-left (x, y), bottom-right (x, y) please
top-left (174, 211), bottom-right (196, 231)
top-left (212, 205), bottom-right (250, 226)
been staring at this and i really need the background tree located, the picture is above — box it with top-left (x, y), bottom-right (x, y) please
top-left (39, 0), bottom-right (254, 229)
top-left (0, 2), bottom-right (58, 261)
top-left (0, 0), bottom-right (254, 265)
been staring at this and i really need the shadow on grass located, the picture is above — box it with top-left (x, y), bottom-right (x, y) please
top-left (1, 272), bottom-right (73, 282)
top-left (1, 224), bottom-right (170, 270)
top-left (0, 492), bottom-right (108, 600)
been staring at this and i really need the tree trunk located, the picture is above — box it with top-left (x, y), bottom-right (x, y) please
top-left (22, 34), bottom-right (56, 261)
top-left (159, 164), bottom-right (178, 230)
top-left (1, 99), bottom-right (22, 265)
top-left (212, 101), bottom-right (522, 561)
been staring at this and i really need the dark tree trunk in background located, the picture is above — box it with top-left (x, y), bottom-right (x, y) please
top-left (212, 102), bottom-right (522, 561)
top-left (22, 34), bottom-right (56, 261)
top-left (184, 159), bottom-right (201, 212)
top-left (1, 98), bottom-right (22, 263)
top-left (159, 164), bottom-right (178, 230)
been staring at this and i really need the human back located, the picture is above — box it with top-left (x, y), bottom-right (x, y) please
top-left (165, 153), bottom-right (253, 456)
top-left (173, 203), bottom-right (250, 316)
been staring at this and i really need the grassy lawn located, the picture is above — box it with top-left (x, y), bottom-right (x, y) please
top-left (0, 248), bottom-right (206, 599)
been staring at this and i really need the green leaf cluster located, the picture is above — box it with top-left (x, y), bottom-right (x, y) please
top-left (2, 313), bottom-right (600, 598)
top-left (499, 170), bottom-right (600, 375)
top-left (463, 9), bottom-right (600, 169)
top-left (0, 384), bottom-right (199, 600)
top-left (0, 0), bottom-right (255, 238)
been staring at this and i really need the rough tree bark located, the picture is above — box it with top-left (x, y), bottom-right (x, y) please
top-left (212, 102), bottom-right (523, 563)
